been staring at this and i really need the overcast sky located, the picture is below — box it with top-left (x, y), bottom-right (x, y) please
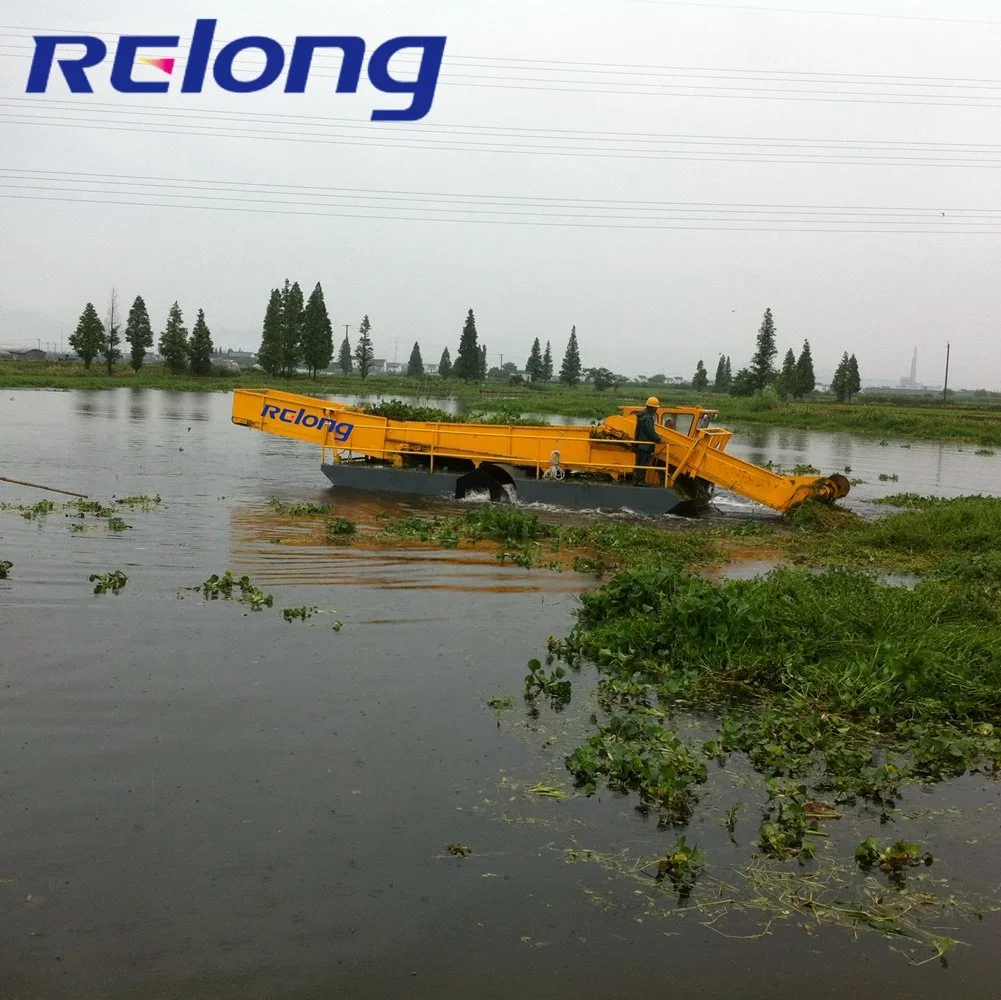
top-left (3, 0), bottom-right (1001, 388)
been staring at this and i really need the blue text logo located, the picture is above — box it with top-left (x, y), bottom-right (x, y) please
top-left (261, 404), bottom-right (354, 442)
top-left (26, 19), bottom-right (446, 121)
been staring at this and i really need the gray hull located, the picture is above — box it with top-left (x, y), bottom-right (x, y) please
top-left (320, 462), bottom-right (700, 516)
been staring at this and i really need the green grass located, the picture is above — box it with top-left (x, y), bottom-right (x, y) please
top-left (5, 360), bottom-right (1001, 444)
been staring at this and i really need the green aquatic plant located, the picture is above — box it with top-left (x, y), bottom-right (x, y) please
top-left (855, 838), bottom-right (933, 886)
top-left (879, 472), bottom-right (900, 482)
top-left (89, 570), bottom-right (128, 595)
top-left (200, 571), bottom-right (273, 610)
top-left (324, 517), bottom-right (357, 537)
top-left (524, 658), bottom-right (572, 711)
top-left (0, 559), bottom-right (12, 578)
top-left (282, 605), bottom-right (317, 622)
top-left (268, 497), bottom-right (335, 516)
top-left (756, 780), bottom-right (819, 861)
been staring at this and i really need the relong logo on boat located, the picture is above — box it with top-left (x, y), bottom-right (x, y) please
top-left (261, 404), bottom-right (353, 442)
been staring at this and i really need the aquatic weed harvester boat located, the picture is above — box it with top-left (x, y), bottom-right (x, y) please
top-left (231, 388), bottom-right (849, 516)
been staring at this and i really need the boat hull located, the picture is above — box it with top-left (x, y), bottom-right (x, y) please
top-left (320, 462), bottom-right (701, 515)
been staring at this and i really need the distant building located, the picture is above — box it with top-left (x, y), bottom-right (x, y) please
top-left (6, 348), bottom-right (47, 361)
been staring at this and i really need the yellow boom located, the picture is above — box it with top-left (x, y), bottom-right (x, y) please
top-left (231, 388), bottom-right (849, 514)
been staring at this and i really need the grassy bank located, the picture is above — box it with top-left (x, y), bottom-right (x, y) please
top-left (4, 360), bottom-right (1001, 444)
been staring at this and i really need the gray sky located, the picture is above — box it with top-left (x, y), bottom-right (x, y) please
top-left (2, 0), bottom-right (1001, 388)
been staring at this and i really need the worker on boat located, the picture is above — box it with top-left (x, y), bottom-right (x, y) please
top-left (633, 396), bottom-right (660, 484)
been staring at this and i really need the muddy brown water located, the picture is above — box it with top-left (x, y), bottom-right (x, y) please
top-left (1, 388), bottom-right (1000, 999)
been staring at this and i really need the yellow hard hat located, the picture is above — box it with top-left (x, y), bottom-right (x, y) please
top-left (646, 396), bottom-right (660, 407)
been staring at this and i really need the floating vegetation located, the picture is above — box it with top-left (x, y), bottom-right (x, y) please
top-left (324, 517), bottom-right (356, 537)
top-left (106, 516), bottom-right (130, 531)
top-left (563, 845), bottom-right (972, 963)
top-left (756, 780), bottom-right (820, 861)
top-left (974, 448), bottom-right (996, 456)
top-left (282, 605), bottom-right (317, 622)
top-left (446, 843), bottom-right (473, 857)
top-left (879, 472), bottom-right (900, 482)
top-left (113, 494), bottom-right (162, 509)
top-left (524, 659), bottom-right (572, 712)
top-left (643, 835), bottom-right (705, 904)
top-left (199, 571), bottom-right (273, 610)
top-left (855, 838), bottom-right (933, 886)
top-left (0, 499), bottom-right (57, 519)
top-left (487, 696), bottom-right (515, 711)
top-left (0, 559), bottom-right (12, 578)
top-left (89, 570), bottom-right (128, 595)
top-left (525, 782), bottom-right (568, 799)
top-left (268, 497), bottom-right (335, 516)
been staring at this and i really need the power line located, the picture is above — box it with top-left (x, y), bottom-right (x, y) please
top-left (618, 0), bottom-right (1001, 26)
top-left (3, 186), bottom-right (1001, 233)
top-left (4, 108), bottom-right (1001, 167)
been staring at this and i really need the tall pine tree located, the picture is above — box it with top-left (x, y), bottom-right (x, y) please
top-left (69, 302), bottom-right (104, 369)
top-left (749, 308), bottom-right (777, 391)
top-left (775, 348), bottom-right (796, 401)
top-left (725, 356), bottom-right (732, 384)
top-left (526, 337), bottom-right (543, 380)
top-left (478, 344), bottom-right (488, 381)
top-left (188, 308), bottom-right (214, 376)
top-left (438, 346), bottom-right (452, 378)
top-left (338, 335), bottom-right (353, 374)
top-left (541, 340), bottom-right (553, 382)
top-left (692, 359), bottom-right (708, 390)
top-left (831, 352), bottom-right (851, 402)
top-left (713, 355), bottom-right (727, 390)
top-left (159, 301), bottom-right (189, 374)
top-left (279, 280), bottom-right (305, 377)
top-left (559, 326), bottom-right (582, 386)
top-left (407, 341), bottom-right (424, 376)
top-left (258, 288), bottom-right (283, 376)
top-left (354, 315), bottom-right (374, 378)
top-left (454, 309), bottom-right (480, 381)
top-left (847, 354), bottom-right (861, 402)
top-left (301, 282), bottom-right (333, 378)
top-left (794, 340), bottom-right (815, 399)
top-left (124, 295), bottom-right (153, 372)
top-left (102, 288), bottom-right (122, 376)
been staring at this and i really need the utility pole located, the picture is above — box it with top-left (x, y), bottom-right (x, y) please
top-left (942, 342), bottom-right (950, 403)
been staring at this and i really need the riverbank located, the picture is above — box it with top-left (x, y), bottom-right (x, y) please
top-left (3, 359), bottom-right (1001, 445)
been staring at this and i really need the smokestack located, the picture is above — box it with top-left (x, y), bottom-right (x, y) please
top-left (910, 348), bottom-right (917, 384)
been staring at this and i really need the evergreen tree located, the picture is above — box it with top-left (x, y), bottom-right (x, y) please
top-left (301, 282), bottom-right (333, 378)
top-left (338, 335), bottom-right (353, 374)
top-left (713, 355), bottom-right (727, 390)
top-left (407, 341), bottom-right (424, 377)
top-left (775, 348), bottom-right (796, 401)
top-left (847, 354), bottom-right (861, 402)
top-left (831, 352), bottom-right (851, 402)
top-left (541, 340), bottom-right (553, 382)
top-left (692, 359), bottom-right (708, 391)
top-left (102, 288), bottom-right (122, 376)
top-left (438, 346), bottom-right (452, 378)
top-left (478, 344), bottom-right (488, 381)
top-left (749, 309), bottom-right (777, 391)
top-left (279, 280), bottom-right (305, 377)
top-left (159, 301), bottom-right (189, 374)
top-left (794, 340), bottom-right (816, 399)
top-left (559, 325), bottom-right (582, 386)
top-left (69, 302), bottom-right (104, 369)
top-left (453, 309), bottom-right (480, 381)
top-left (725, 356), bottom-right (732, 383)
top-left (124, 295), bottom-right (153, 372)
top-left (729, 368), bottom-right (756, 397)
top-left (526, 337), bottom-right (543, 380)
top-left (354, 315), bottom-right (374, 378)
top-left (188, 308), bottom-right (214, 376)
top-left (258, 288), bottom-right (283, 376)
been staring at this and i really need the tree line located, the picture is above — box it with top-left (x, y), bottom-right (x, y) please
top-left (693, 308), bottom-right (861, 403)
top-left (320, 306), bottom-right (588, 386)
top-left (69, 290), bottom-right (214, 376)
